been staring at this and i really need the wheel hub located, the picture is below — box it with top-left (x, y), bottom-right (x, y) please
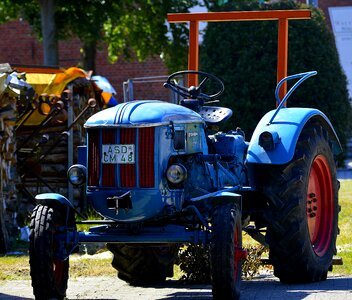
top-left (307, 155), bottom-right (334, 257)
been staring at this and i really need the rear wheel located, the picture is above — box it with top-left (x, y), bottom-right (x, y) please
top-left (253, 123), bottom-right (339, 283)
top-left (29, 205), bottom-right (69, 300)
top-left (107, 243), bottom-right (178, 285)
top-left (210, 203), bottom-right (245, 300)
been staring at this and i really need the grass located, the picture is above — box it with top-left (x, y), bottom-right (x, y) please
top-left (331, 179), bottom-right (352, 275)
top-left (0, 255), bottom-right (31, 280)
top-left (0, 253), bottom-right (115, 280)
top-left (0, 180), bottom-right (351, 280)
top-left (0, 251), bottom-right (183, 281)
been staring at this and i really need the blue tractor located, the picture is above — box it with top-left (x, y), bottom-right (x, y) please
top-left (28, 10), bottom-right (342, 300)
top-left (29, 69), bottom-right (341, 300)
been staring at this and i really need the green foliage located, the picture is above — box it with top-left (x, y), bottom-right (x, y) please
top-left (241, 245), bottom-right (268, 279)
top-left (332, 180), bottom-right (352, 275)
top-left (0, 0), bottom-right (18, 23)
top-left (177, 244), bottom-right (211, 283)
top-left (176, 243), bottom-right (269, 283)
top-left (102, 0), bottom-right (199, 71)
top-left (103, 1), bottom-right (170, 63)
top-left (201, 1), bottom-right (352, 155)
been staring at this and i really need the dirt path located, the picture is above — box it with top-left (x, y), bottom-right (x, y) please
top-left (1, 274), bottom-right (352, 299)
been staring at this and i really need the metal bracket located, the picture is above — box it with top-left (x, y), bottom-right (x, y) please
top-left (107, 191), bottom-right (132, 214)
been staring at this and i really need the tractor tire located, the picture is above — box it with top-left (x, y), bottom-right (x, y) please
top-left (107, 243), bottom-right (178, 286)
top-left (29, 205), bottom-right (69, 300)
top-left (210, 203), bottom-right (243, 300)
top-left (253, 122), bottom-right (339, 283)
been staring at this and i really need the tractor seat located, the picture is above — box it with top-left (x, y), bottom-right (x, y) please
top-left (198, 106), bottom-right (233, 124)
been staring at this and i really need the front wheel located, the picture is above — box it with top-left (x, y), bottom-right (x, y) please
top-left (29, 205), bottom-right (70, 300)
top-left (210, 203), bottom-right (245, 300)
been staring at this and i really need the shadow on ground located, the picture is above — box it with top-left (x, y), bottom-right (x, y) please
top-left (0, 275), bottom-right (351, 299)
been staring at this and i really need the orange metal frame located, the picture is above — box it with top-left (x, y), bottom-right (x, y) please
top-left (11, 64), bottom-right (63, 74)
top-left (168, 10), bottom-right (311, 102)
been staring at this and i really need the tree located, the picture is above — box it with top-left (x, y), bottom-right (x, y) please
top-left (0, 0), bottom-right (18, 23)
top-left (39, 0), bottom-right (58, 66)
top-left (201, 0), bottom-right (352, 157)
top-left (0, 0), bottom-right (199, 71)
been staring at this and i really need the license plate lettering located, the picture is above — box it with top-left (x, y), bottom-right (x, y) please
top-left (102, 144), bottom-right (135, 164)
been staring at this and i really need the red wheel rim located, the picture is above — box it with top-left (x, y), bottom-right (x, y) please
top-left (54, 260), bottom-right (64, 283)
top-left (233, 225), bottom-right (240, 280)
top-left (307, 155), bottom-right (334, 257)
top-left (234, 220), bottom-right (246, 281)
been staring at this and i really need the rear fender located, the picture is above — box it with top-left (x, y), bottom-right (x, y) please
top-left (246, 107), bottom-right (342, 165)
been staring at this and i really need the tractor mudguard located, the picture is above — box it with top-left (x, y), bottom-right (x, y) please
top-left (35, 193), bottom-right (75, 210)
top-left (210, 191), bottom-right (242, 207)
top-left (246, 107), bottom-right (342, 165)
top-left (196, 191), bottom-right (242, 209)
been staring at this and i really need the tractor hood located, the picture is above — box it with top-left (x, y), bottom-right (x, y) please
top-left (84, 100), bottom-right (204, 128)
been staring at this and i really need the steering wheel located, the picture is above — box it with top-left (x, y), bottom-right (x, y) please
top-left (164, 70), bottom-right (224, 101)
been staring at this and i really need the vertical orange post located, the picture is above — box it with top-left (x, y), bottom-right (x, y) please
top-left (188, 21), bottom-right (199, 86)
top-left (277, 18), bottom-right (289, 105)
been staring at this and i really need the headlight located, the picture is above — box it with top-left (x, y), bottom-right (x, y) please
top-left (67, 164), bottom-right (86, 186)
top-left (166, 164), bottom-right (187, 184)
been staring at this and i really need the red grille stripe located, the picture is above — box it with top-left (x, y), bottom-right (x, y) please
top-left (120, 128), bottom-right (136, 187)
top-left (139, 127), bottom-right (155, 187)
top-left (102, 129), bottom-right (116, 187)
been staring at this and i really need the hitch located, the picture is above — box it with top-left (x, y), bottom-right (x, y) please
top-left (107, 191), bottom-right (132, 214)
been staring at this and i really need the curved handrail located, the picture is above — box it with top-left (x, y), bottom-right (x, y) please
top-left (268, 71), bottom-right (317, 125)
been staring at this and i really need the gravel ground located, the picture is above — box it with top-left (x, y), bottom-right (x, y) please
top-left (1, 273), bottom-right (352, 299)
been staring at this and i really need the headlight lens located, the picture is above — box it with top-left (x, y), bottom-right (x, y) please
top-left (67, 164), bottom-right (86, 186)
top-left (166, 164), bottom-right (187, 184)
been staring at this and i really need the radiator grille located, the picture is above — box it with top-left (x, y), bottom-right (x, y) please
top-left (87, 127), bottom-right (155, 188)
